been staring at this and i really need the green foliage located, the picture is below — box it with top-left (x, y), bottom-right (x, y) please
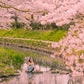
top-left (57, 24), bottom-right (70, 30)
top-left (0, 64), bottom-right (7, 71)
top-left (64, 47), bottom-right (69, 51)
top-left (45, 23), bottom-right (51, 30)
top-left (51, 23), bottom-right (57, 29)
top-left (4, 68), bottom-right (15, 74)
top-left (30, 22), bottom-right (57, 30)
top-left (77, 50), bottom-right (84, 55)
top-left (69, 22), bottom-right (75, 25)
top-left (72, 48), bottom-right (75, 53)
top-left (0, 46), bottom-right (25, 69)
top-left (78, 59), bottom-right (83, 64)
top-left (0, 28), bottom-right (67, 42)
top-left (74, 30), bottom-right (78, 34)
top-left (44, 23), bottom-right (57, 30)
top-left (30, 22), bottom-right (43, 30)
top-left (0, 38), bottom-right (51, 50)
top-left (11, 22), bottom-right (25, 28)
top-left (45, 29), bottom-right (67, 41)
top-left (0, 46), bottom-right (65, 71)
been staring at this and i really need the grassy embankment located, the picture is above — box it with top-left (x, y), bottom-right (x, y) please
top-left (0, 28), bottom-right (67, 42)
top-left (0, 38), bottom-right (52, 51)
top-left (0, 27), bottom-right (68, 74)
top-left (0, 46), bottom-right (24, 74)
top-left (0, 46), bottom-right (64, 74)
top-left (0, 29), bottom-right (67, 52)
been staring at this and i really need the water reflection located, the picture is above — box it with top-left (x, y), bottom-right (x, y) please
top-left (68, 77), bottom-right (84, 84)
top-left (68, 79), bottom-right (74, 84)
top-left (23, 64), bottom-right (70, 84)
top-left (0, 63), bottom-right (84, 84)
top-left (27, 72), bottom-right (34, 84)
top-left (0, 44), bottom-right (84, 84)
top-left (27, 72), bottom-right (69, 84)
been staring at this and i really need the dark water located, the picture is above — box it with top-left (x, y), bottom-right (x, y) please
top-left (0, 45), bottom-right (84, 84)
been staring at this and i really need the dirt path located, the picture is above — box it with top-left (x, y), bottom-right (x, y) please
top-left (0, 37), bottom-right (56, 44)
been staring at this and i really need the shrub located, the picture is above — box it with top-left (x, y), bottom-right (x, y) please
top-left (30, 21), bottom-right (70, 31)
top-left (12, 54), bottom-right (24, 69)
top-left (11, 22), bottom-right (25, 28)
top-left (30, 22), bottom-right (57, 30)
top-left (45, 23), bottom-right (57, 30)
top-left (30, 22), bottom-right (43, 30)
top-left (51, 23), bottom-right (57, 29)
top-left (61, 24), bottom-right (70, 30)
top-left (55, 24), bottom-right (70, 30)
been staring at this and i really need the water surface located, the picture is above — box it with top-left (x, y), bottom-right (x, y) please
top-left (0, 45), bottom-right (84, 84)
top-left (1, 63), bottom-right (69, 84)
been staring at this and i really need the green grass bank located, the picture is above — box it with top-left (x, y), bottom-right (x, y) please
top-left (0, 46), bottom-right (25, 74)
top-left (0, 28), bottom-right (67, 42)
top-left (0, 46), bottom-right (65, 74)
